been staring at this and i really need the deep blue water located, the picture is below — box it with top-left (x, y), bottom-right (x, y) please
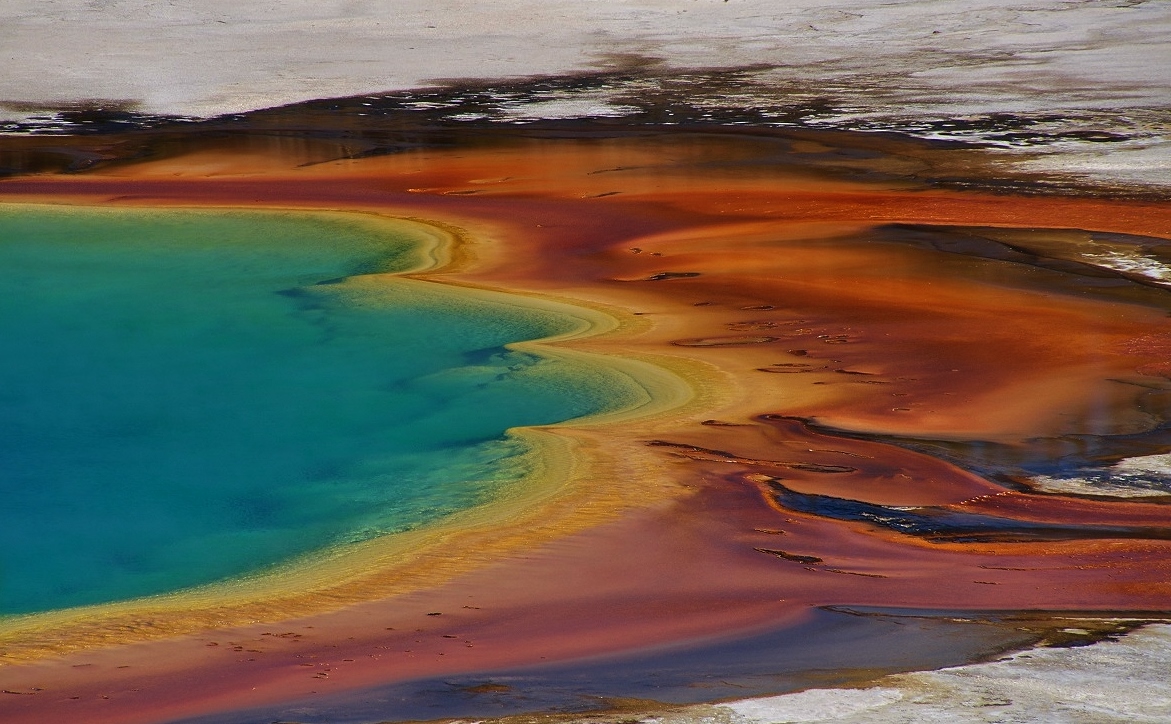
top-left (0, 206), bottom-right (627, 615)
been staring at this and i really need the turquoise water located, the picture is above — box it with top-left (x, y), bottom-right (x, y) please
top-left (0, 206), bottom-right (628, 615)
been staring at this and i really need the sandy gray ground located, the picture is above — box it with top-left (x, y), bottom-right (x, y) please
top-left (2, 0), bottom-right (1168, 119)
top-left (676, 623), bottom-right (1171, 723)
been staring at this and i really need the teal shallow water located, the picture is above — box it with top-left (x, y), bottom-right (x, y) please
top-left (0, 206), bottom-right (632, 616)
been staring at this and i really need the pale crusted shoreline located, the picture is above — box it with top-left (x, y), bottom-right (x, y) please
top-left (582, 622), bottom-right (1171, 723)
top-left (3, 0), bottom-right (1168, 121)
top-left (4, 2), bottom-right (1169, 190)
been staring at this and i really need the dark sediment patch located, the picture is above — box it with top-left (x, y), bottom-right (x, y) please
top-left (671, 336), bottom-right (778, 347)
top-left (641, 272), bottom-right (702, 281)
top-left (169, 606), bottom-right (1100, 724)
top-left (761, 478), bottom-right (1171, 544)
top-left (759, 414), bottom-right (1171, 499)
top-left (869, 224), bottom-right (1171, 301)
